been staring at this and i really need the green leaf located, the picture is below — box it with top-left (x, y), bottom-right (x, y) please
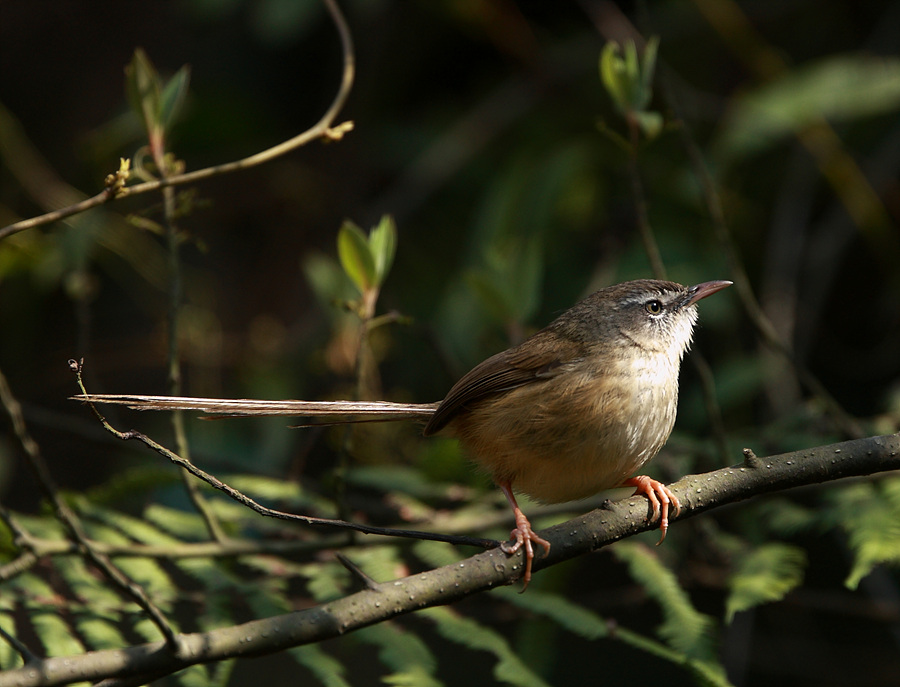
top-left (57, 557), bottom-right (122, 610)
top-left (640, 37), bottom-right (660, 102)
top-left (73, 615), bottom-right (127, 651)
top-left (600, 41), bottom-right (627, 111)
top-left (337, 220), bottom-right (377, 294)
top-left (725, 543), bottom-right (807, 622)
top-left (125, 48), bottom-right (163, 139)
top-left (124, 49), bottom-right (190, 141)
top-left (465, 270), bottom-right (515, 324)
top-left (466, 234), bottom-right (544, 325)
top-left (634, 110), bottom-right (664, 139)
top-left (0, 612), bottom-right (23, 669)
top-left (599, 38), bottom-right (659, 114)
top-left (754, 498), bottom-right (819, 536)
top-left (425, 606), bottom-right (550, 687)
top-left (159, 65), bottom-right (191, 132)
top-left (302, 252), bottom-right (357, 314)
top-left (369, 214), bottom-right (397, 286)
top-left (357, 623), bottom-right (441, 687)
top-left (826, 480), bottom-right (900, 589)
top-left (715, 55), bottom-right (900, 162)
top-left (223, 473), bottom-right (307, 502)
top-left (614, 542), bottom-right (716, 661)
top-left (347, 465), bottom-right (454, 500)
top-left (29, 607), bottom-right (84, 658)
top-left (496, 588), bottom-right (609, 640)
top-left (289, 644), bottom-right (352, 687)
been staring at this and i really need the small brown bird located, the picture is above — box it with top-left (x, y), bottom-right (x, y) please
top-left (74, 278), bottom-right (730, 587)
top-left (422, 278), bottom-right (731, 585)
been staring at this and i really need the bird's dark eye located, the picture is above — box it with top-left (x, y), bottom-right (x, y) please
top-left (645, 299), bottom-right (662, 315)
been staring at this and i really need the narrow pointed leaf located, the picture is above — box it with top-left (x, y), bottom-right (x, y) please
top-left (338, 220), bottom-right (376, 293)
top-left (600, 42), bottom-right (627, 111)
top-left (159, 65), bottom-right (191, 132)
top-left (125, 48), bottom-right (162, 138)
top-left (369, 214), bottom-right (397, 286)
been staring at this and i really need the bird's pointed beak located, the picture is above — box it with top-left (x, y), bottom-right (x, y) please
top-left (682, 280), bottom-right (732, 308)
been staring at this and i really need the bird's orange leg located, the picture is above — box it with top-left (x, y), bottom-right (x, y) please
top-left (498, 482), bottom-right (550, 589)
top-left (623, 475), bottom-right (681, 544)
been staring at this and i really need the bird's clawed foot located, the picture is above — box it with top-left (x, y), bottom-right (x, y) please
top-left (623, 475), bottom-right (681, 544)
top-left (498, 482), bottom-right (550, 589)
top-left (501, 507), bottom-right (551, 590)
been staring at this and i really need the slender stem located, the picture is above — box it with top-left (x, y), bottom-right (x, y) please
top-left (625, 114), bottom-right (667, 280)
top-left (161, 179), bottom-right (227, 542)
top-left (72, 364), bottom-right (497, 550)
top-left (0, 366), bottom-right (182, 651)
top-left (0, 0), bottom-right (355, 241)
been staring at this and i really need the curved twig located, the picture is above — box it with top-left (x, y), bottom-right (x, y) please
top-left (0, 0), bottom-right (355, 241)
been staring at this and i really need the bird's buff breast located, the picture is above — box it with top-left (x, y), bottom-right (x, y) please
top-left (452, 356), bottom-right (680, 503)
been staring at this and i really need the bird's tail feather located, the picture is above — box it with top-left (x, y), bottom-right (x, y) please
top-left (71, 394), bottom-right (439, 422)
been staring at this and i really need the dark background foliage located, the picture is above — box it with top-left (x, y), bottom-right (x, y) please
top-left (1, 1), bottom-right (899, 685)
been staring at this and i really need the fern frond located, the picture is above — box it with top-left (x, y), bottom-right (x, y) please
top-left (826, 480), bottom-right (900, 589)
top-left (425, 606), bottom-right (550, 687)
top-left (358, 623), bottom-right (442, 687)
top-left (725, 543), bottom-right (806, 621)
top-left (613, 542), bottom-right (716, 661)
top-left (496, 587), bottom-right (609, 640)
top-left (290, 644), bottom-right (352, 687)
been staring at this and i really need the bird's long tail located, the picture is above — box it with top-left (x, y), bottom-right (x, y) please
top-left (71, 394), bottom-right (439, 422)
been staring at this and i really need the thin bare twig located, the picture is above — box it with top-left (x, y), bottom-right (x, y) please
top-left (154, 129), bottom-right (228, 543)
top-left (0, 624), bottom-right (38, 665)
top-left (625, 114), bottom-right (667, 280)
top-left (0, 0), bottom-right (355, 241)
top-left (0, 366), bottom-right (182, 652)
top-left (71, 364), bottom-right (498, 551)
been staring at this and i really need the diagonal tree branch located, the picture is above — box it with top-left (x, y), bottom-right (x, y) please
top-left (2, 432), bottom-right (898, 687)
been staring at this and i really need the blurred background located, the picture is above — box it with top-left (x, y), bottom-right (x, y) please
top-left (1, 1), bottom-right (899, 685)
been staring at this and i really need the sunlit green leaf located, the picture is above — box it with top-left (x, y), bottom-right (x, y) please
top-left (29, 607), bottom-right (84, 658)
top-left (0, 612), bottom-right (22, 669)
top-left (74, 615), bottom-right (126, 651)
top-left (614, 542), bottom-right (716, 660)
top-left (825, 480), bottom-right (900, 589)
top-left (600, 38), bottom-right (659, 114)
top-left (600, 42), bottom-right (629, 111)
top-left (338, 220), bottom-right (377, 294)
top-left (716, 55), bottom-right (900, 161)
top-left (369, 214), bottom-right (397, 286)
